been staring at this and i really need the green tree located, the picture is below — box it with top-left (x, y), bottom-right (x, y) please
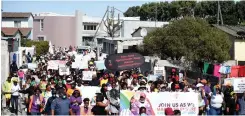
top-left (25, 40), bottom-right (49, 56)
top-left (124, 6), bottom-right (140, 17)
top-left (143, 17), bottom-right (231, 69)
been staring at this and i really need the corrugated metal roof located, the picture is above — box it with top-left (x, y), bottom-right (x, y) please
top-left (213, 24), bottom-right (245, 37)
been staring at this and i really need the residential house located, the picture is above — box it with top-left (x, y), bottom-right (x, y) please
top-left (2, 12), bottom-right (33, 39)
top-left (213, 24), bottom-right (245, 65)
top-left (1, 27), bottom-right (21, 52)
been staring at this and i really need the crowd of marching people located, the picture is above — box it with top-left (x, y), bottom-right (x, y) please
top-left (2, 45), bottom-right (245, 116)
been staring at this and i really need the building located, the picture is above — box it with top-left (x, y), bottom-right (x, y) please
top-left (2, 12), bottom-right (33, 39)
top-left (33, 13), bottom-right (76, 48)
top-left (102, 21), bottom-right (169, 54)
top-left (213, 24), bottom-right (245, 65)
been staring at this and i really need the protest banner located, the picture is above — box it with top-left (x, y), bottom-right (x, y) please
top-left (47, 60), bottom-right (59, 70)
top-left (79, 86), bottom-right (100, 106)
top-left (233, 78), bottom-right (245, 93)
top-left (95, 61), bottom-right (106, 70)
top-left (27, 63), bottom-right (37, 70)
top-left (82, 71), bottom-right (96, 81)
top-left (120, 91), bottom-right (198, 116)
top-left (105, 53), bottom-right (145, 71)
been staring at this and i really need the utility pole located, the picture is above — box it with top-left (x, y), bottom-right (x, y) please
top-left (155, 3), bottom-right (157, 27)
top-left (93, 6), bottom-right (109, 60)
top-left (217, 1), bottom-right (223, 25)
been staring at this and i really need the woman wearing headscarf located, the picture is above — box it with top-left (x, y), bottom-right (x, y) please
top-left (106, 82), bottom-right (120, 115)
top-left (209, 85), bottom-right (224, 115)
top-left (70, 90), bottom-right (82, 115)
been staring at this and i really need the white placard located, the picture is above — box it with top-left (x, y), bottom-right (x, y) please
top-left (27, 63), bottom-right (37, 70)
top-left (47, 60), bottom-right (59, 70)
top-left (233, 78), bottom-right (245, 93)
top-left (82, 71), bottom-right (96, 81)
top-left (59, 66), bottom-right (70, 75)
top-left (154, 67), bottom-right (165, 76)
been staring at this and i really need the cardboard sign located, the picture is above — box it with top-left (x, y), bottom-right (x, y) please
top-left (27, 63), bottom-right (37, 70)
top-left (59, 65), bottom-right (70, 75)
top-left (47, 60), bottom-right (59, 70)
top-left (95, 61), bottom-right (106, 70)
top-left (233, 78), bottom-right (245, 93)
top-left (154, 67), bottom-right (165, 76)
top-left (105, 53), bottom-right (145, 71)
top-left (82, 71), bottom-right (96, 81)
top-left (148, 75), bottom-right (158, 81)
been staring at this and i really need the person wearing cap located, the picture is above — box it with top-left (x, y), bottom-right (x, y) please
top-left (90, 89), bottom-right (102, 106)
top-left (226, 91), bottom-right (237, 115)
top-left (10, 78), bottom-right (21, 115)
top-left (65, 77), bottom-right (72, 89)
top-left (165, 107), bottom-right (174, 115)
top-left (44, 90), bottom-right (57, 115)
top-left (196, 83), bottom-right (206, 115)
top-left (131, 93), bottom-right (152, 115)
top-left (51, 89), bottom-right (71, 115)
top-left (2, 77), bottom-right (13, 109)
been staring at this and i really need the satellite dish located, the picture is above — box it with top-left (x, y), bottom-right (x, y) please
top-left (140, 28), bottom-right (147, 37)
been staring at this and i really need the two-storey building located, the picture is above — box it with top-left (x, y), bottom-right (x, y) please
top-left (1, 12), bottom-right (34, 52)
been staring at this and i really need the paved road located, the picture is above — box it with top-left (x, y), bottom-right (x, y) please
top-left (2, 94), bottom-right (27, 116)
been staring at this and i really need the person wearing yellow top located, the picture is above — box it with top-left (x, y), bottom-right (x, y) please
top-left (67, 84), bottom-right (81, 97)
top-left (100, 74), bottom-right (109, 87)
top-left (2, 77), bottom-right (12, 108)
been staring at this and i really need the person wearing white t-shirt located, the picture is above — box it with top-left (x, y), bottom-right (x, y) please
top-left (210, 86), bottom-right (224, 115)
top-left (11, 79), bottom-right (21, 115)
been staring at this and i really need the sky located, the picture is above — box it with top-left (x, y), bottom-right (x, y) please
top-left (2, 1), bottom-right (155, 17)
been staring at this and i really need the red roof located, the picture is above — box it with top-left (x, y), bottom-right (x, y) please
top-left (2, 27), bottom-right (32, 36)
top-left (19, 28), bottom-right (32, 36)
top-left (1, 27), bottom-right (19, 36)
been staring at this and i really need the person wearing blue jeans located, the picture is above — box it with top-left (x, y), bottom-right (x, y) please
top-left (11, 96), bottom-right (19, 115)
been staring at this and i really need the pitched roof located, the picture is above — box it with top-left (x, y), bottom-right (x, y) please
top-left (2, 12), bottom-right (33, 18)
top-left (1, 27), bottom-right (32, 36)
top-left (212, 24), bottom-right (245, 38)
top-left (19, 28), bottom-right (32, 37)
top-left (1, 27), bottom-right (19, 36)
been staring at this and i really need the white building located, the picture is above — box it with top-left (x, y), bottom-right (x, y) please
top-left (102, 20), bottom-right (169, 54)
top-left (2, 12), bottom-right (34, 39)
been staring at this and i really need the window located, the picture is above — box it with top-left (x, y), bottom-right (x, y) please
top-left (14, 21), bottom-right (21, 28)
top-left (38, 36), bottom-right (44, 41)
top-left (84, 25), bottom-right (97, 30)
top-left (40, 19), bottom-right (44, 31)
